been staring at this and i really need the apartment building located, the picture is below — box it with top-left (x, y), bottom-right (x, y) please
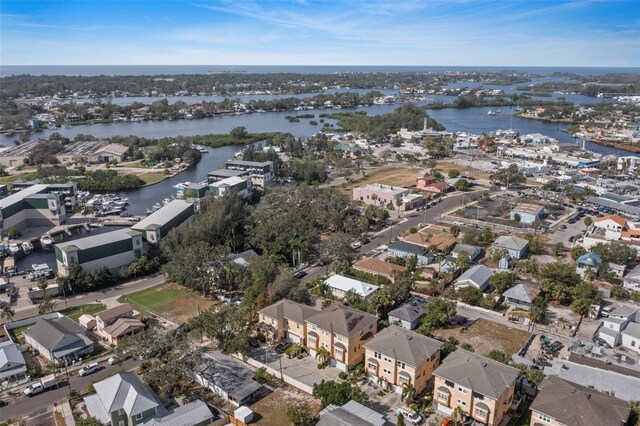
top-left (305, 303), bottom-right (377, 371)
top-left (433, 349), bottom-right (519, 426)
top-left (256, 299), bottom-right (320, 344)
top-left (364, 325), bottom-right (442, 393)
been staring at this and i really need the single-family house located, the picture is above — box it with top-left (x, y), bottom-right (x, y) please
top-left (433, 349), bottom-right (519, 426)
top-left (597, 306), bottom-right (638, 347)
top-left (84, 372), bottom-right (214, 426)
top-left (451, 244), bottom-right (483, 262)
top-left (510, 203), bottom-right (544, 224)
top-left (94, 304), bottom-right (145, 345)
top-left (23, 316), bottom-right (93, 363)
top-left (416, 176), bottom-right (438, 190)
top-left (529, 376), bottom-right (630, 426)
top-left (318, 400), bottom-right (385, 426)
top-left (256, 299), bottom-right (319, 344)
top-left (624, 264), bottom-right (640, 291)
top-left (364, 326), bottom-right (442, 394)
top-left (305, 304), bottom-right (377, 371)
top-left (387, 296), bottom-right (429, 330)
top-left (325, 274), bottom-right (379, 300)
top-left (455, 264), bottom-right (493, 291)
top-left (0, 339), bottom-right (27, 383)
top-left (403, 231), bottom-right (457, 254)
top-left (609, 262), bottom-right (626, 278)
top-left (492, 235), bottom-right (529, 260)
top-left (191, 350), bottom-right (265, 406)
top-left (576, 252), bottom-right (603, 277)
top-left (621, 322), bottom-right (640, 353)
top-left (352, 258), bottom-right (407, 283)
top-left (419, 181), bottom-right (452, 195)
top-left (502, 283), bottom-right (540, 310)
top-left (388, 241), bottom-right (434, 265)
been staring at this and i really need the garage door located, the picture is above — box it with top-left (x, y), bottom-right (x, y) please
top-left (438, 403), bottom-right (453, 416)
top-left (288, 333), bottom-right (301, 344)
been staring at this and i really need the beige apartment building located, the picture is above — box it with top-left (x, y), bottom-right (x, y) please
top-left (364, 325), bottom-right (442, 394)
top-left (433, 349), bottom-right (519, 426)
top-left (256, 299), bottom-right (320, 344)
top-left (305, 303), bottom-right (377, 371)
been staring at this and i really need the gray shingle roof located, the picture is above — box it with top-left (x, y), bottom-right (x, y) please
top-left (492, 235), bottom-right (529, 251)
top-left (364, 325), bottom-right (442, 367)
top-left (318, 400), bottom-right (385, 426)
top-left (258, 299), bottom-right (319, 324)
top-left (387, 296), bottom-right (428, 323)
top-left (622, 322), bottom-right (640, 339)
top-left (307, 304), bottom-right (377, 338)
top-left (502, 283), bottom-right (540, 304)
top-left (389, 241), bottom-right (432, 257)
top-left (140, 400), bottom-right (214, 426)
top-left (433, 349), bottom-right (519, 399)
top-left (530, 376), bottom-right (630, 426)
top-left (451, 244), bottom-right (482, 260)
top-left (92, 372), bottom-right (161, 417)
top-left (23, 316), bottom-right (92, 356)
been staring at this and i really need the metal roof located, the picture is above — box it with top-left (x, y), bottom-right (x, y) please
top-left (55, 228), bottom-right (136, 252)
top-left (132, 200), bottom-right (194, 231)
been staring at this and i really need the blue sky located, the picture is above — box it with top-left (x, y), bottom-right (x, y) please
top-left (1, 0), bottom-right (639, 66)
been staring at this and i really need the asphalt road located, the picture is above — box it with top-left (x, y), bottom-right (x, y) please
top-left (0, 358), bottom-right (141, 422)
top-left (10, 274), bottom-right (166, 322)
top-left (302, 191), bottom-right (485, 284)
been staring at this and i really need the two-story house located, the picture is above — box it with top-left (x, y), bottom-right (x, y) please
top-left (256, 299), bottom-right (319, 344)
top-left (364, 325), bottom-right (442, 394)
top-left (387, 296), bottom-right (429, 330)
top-left (433, 349), bottom-right (519, 426)
top-left (491, 236), bottom-right (529, 260)
top-left (84, 372), bottom-right (214, 426)
top-left (305, 303), bottom-right (377, 371)
top-left (529, 376), bottom-right (630, 426)
top-left (597, 306), bottom-right (638, 347)
top-left (575, 252), bottom-right (603, 277)
top-left (94, 303), bottom-right (144, 345)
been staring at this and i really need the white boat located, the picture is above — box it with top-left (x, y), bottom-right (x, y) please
top-left (8, 244), bottom-right (20, 256)
top-left (487, 110), bottom-right (497, 116)
top-left (21, 241), bottom-right (34, 254)
top-left (89, 222), bottom-right (104, 228)
top-left (173, 182), bottom-right (191, 190)
top-left (40, 235), bottom-right (54, 247)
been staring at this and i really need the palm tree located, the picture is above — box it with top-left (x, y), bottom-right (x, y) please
top-left (37, 296), bottom-right (57, 315)
top-left (401, 383), bottom-right (416, 404)
top-left (451, 405), bottom-right (465, 426)
top-left (1, 306), bottom-right (15, 323)
top-left (315, 347), bottom-right (330, 365)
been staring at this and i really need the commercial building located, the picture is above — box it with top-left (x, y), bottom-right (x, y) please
top-left (433, 349), bottom-right (519, 426)
top-left (225, 160), bottom-right (273, 188)
top-left (0, 183), bottom-right (77, 233)
top-left (364, 325), bottom-right (442, 394)
top-left (207, 168), bottom-right (249, 183)
top-left (353, 183), bottom-right (423, 211)
top-left (209, 176), bottom-right (253, 199)
top-left (510, 203), bottom-right (545, 224)
top-left (131, 200), bottom-right (195, 243)
top-left (529, 376), bottom-right (630, 426)
top-left (55, 228), bottom-right (144, 276)
top-left (23, 315), bottom-right (93, 363)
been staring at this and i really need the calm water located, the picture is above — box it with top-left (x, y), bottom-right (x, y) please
top-left (2, 65), bottom-right (638, 77)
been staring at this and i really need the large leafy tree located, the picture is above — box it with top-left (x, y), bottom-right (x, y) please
top-left (191, 305), bottom-right (250, 354)
top-left (490, 164), bottom-right (524, 187)
top-left (312, 380), bottom-right (368, 409)
top-left (491, 272), bottom-right (518, 295)
top-left (592, 241), bottom-right (637, 264)
top-left (417, 297), bottom-right (456, 335)
top-left (538, 262), bottom-right (581, 304)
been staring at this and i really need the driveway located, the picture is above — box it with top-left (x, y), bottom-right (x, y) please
top-left (247, 347), bottom-right (341, 390)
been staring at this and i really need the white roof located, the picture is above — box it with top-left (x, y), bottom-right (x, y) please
top-left (210, 176), bottom-right (248, 188)
top-left (325, 274), bottom-right (379, 298)
top-left (356, 183), bottom-right (408, 196)
top-left (132, 199), bottom-right (194, 231)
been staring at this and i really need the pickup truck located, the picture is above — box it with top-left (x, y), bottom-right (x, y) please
top-left (23, 374), bottom-right (57, 396)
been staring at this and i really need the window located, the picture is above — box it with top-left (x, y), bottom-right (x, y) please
top-left (437, 392), bottom-right (448, 401)
top-left (118, 421), bottom-right (125, 426)
top-left (474, 408), bottom-right (487, 418)
top-left (458, 386), bottom-right (468, 394)
top-left (335, 348), bottom-right (343, 356)
top-left (399, 375), bottom-right (409, 384)
top-left (309, 337), bottom-right (316, 344)
top-left (312, 324), bottom-right (317, 331)
top-left (134, 413), bottom-right (143, 421)
top-left (383, 368), bottom-right (391, 375)
top-left (321, 343), bottom-right (328, 348)
top-left (538, 413), bottom-right (552, 423)
top-left (322, 331), bottom-right (328, 336)
top-left (368, 362), bottom-right (377, 370)
top-left (336, 335), bottom-right (343, 342)
top-left (632, 340), bottom-right (637, 347)
top-left (374, 352), bottom-right (381, 359)
top-left (397, 361), bottom-right (406, 369)
top-left (456, 399), bottom-right (467, 407)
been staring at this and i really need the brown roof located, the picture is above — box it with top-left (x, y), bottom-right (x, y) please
top-left (418, 176), bottom-right (438, 184)
top-left (258, 299), bottom-right (319, 324)
top-left (307, 304), bottom-right (377, 338)
top-left (353, 258), bottom-right (406, 278)
top-left (95, 143), bottom-right (129, 156)
top-left (96, 303), bottom-right (134, 322)
top-left (595, 214), bottom-right (626, 227)
top-left (530, 376), bottom-right (630, 426)
top-left (403, 232), bottom-right (457, 250)
top-left (103, 318), bottom-right (145, 339)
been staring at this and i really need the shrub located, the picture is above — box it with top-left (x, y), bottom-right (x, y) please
top-left (338, 372), bottom-right (348, 380)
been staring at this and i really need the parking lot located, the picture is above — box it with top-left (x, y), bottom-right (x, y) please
top-left (545, 209), bottom-right (595, 246)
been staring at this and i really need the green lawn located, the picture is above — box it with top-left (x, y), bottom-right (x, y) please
top-left (60, 303), bottom-right (106, 322)
top-left (138, 172), bottom-right (169, 185)
top-left (117, 284), bottom-right (217, 322)
top-left (0, 172), bottom-right (39, 184)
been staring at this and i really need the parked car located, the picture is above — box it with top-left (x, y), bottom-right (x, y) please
top-left (79, 362), bottom-right (101, 377)
top-left (247, 337), bottom-right (260, 348)
top-left (274, 340), bottom-right (292, 354)
top-left (361, 237), bottom-right (370, 244)
top-left (350, 242), bottom-right (362, 250)
top-left (293, 270), bottom-right (307, 279)
top-left (396, 407), bottom-right (423, 425)
top-left (108, 356), bottom-right (120, 365)
top-left (560, 224), bottom-right (567, 230)
top-left (453, 221), bottom-right (465, 226)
